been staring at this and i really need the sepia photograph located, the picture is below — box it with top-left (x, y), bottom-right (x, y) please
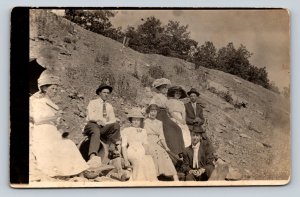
top-left (11, 8), bottom-right (290, 187)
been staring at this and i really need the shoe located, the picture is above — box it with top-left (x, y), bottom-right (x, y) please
top-left (87, 156), bottom-right (102, 169)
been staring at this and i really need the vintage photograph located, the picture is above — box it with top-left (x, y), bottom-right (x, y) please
top-left (24, 8), bottom-right (290, 187)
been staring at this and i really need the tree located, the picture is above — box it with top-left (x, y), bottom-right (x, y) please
top-left (162, 20), bottom-right (197, 59)
top-left (193, 41), bottom-right (217, 69)
top-left (135, 16), bottom-right (165, 53)
top-left (64, 9), bottom-right (123, 41)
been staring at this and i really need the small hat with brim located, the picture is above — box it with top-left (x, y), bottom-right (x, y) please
top-left (167, 86), bottom-right (187, 99)
top-left (146, 104), bottom-right (159, 114)
top-left (191, 125), bottom-right (205, 134)
top-left (187, 88), bottom-right (200, 96)
top-left (127, 108), bottom-right (145, 119)
top-left (37, 70), bottom-right (60, 91)
top-left (152, 78), bottom-right (171, 89)
top-left (96, 84), bottom-right (113, 95)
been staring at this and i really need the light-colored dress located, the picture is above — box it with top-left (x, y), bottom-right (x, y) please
top-left (166, 98), bottom-right (191, 147)
top-left (149, 93), bottom-right (185, 155)
top-left (144, 119), bottom-right (177, 176)
top-left (29, 93), bottom-right (89, 180)
top-left (121, 127), bottom-right (157, 181)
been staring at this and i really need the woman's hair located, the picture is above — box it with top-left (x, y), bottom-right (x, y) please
top-left (129, 117), bottom-right (144, 128)
top-left (156, 84), bottom-right (167, 92)
top-left (40, 84), bottom-right (51, 94)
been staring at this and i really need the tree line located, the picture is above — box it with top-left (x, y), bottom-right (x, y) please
top-left (64, 9), bottom-right (276, 90)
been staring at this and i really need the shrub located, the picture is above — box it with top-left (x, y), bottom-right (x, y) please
top-left (95, 53), bottom-right (110, 66)
top-left (115, 74), bottom-right (137, 101)
top-left (174, 64), bottom-right (185, 74)
top-left (132, 62), bottom-right (139, 79)
top-left (63, 36), bottom-right (72, 43)
top-left (141, 74), bottom-right (152, 87)
top-left (148, 65), bottom-right (165, 79)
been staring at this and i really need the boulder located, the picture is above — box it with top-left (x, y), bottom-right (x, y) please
top-left (225, 167), bottom-right (242, 181)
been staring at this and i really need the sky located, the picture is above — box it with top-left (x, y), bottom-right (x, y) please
top-left (110, 9), bottom-right (290, 90)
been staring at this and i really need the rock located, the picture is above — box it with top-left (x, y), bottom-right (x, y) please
top-left (68, 176), bottom-right (89, 182)
top-left (225, 167), bottom-right (242, 181)
top-left (209, 162), bottom-right (229, 180)
top-left (77, 94), bottom-right (84, 99)
top-left (228, 140), bottom-right (234, 146)
top-left (249, 126), bottom-right (262, 134)
top-left (262, 143), bottom-right (272, 148)
top-left (256, 142), bottom-right (265, 148)
top-left (240, 133), bottom-right (251, 139)
top-left (234, 78), bottom-right (242, 84)
top-left (93, 176), bottom-right (116, 182)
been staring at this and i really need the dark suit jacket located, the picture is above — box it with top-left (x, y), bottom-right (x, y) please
top-left (185, 102), bottom-right (205, 130)
top-left (181, 139), bottom-right (215, 181)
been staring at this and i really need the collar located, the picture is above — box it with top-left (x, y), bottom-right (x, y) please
top-left (192, 142), bottom-right (200, 149)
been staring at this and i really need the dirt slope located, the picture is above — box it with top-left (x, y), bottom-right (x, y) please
top-left (29, 10), bottom-right (290, 180)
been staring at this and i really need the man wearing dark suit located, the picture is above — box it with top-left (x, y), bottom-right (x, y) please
top-left (181, 126), bottom-right (216, 181)
top-left (185, 88), bottom-right (206, 136)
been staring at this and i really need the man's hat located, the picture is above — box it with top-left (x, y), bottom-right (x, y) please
top-left (96, 84), bottom-right (113, 95)
top-left (190, 125), bottom-right (205, 134)
top-left (187, 88), bottom-right (200, 96)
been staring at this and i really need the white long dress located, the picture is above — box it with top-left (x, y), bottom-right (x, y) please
top-left (121, 127), bottom-right (158, 181)
top-left (29, 94), bottom-right (89, 180)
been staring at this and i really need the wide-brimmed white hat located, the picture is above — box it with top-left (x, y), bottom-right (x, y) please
top-left (152, 78), bottom-right (171, 88)
top-left (127, 108), bottom-right (144, 119)
top-left (37, 70), bottom-right (60, 91)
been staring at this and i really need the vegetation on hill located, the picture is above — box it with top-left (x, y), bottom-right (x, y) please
top-left (64, 9), bottom-right (276, 90)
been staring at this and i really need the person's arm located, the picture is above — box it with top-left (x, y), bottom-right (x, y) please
top-left (181, 150), bottom-right (192, 174)
top-left (142, 129), bottom-right (150, 155)
top-left (170, 112), bottom-right (185, 124)
top-left (157, 122), bottom-right (170, 151)
top-left (182, 104), bottom-right (187, 125)
top-left (202, 140), bottom-right (216, 178)
top-left (121, 130), bottom-right (130, 167)
top-left (196, 105), bottom-right (205, 125)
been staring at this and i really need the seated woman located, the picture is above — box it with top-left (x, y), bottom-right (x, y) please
top-left (144, 104), bottom-right (179, 181)
top-left (30, 71), bottom-right (89, 181)
top-left (150, 78), bottom-right (185, 158)
top-left (121, 108), bottom-right (157, 181)
top-left (166, 86), bottom-right (191, 148)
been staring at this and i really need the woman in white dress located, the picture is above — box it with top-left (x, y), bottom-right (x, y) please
top-left (29, 71), bottom-right (89, 181)
top-left (121, 108), bottom-right (158, 181)
top-left (166, 86), bottom-right (191, 148)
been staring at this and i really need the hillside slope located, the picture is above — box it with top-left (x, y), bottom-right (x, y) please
top-left (29, 10), bottom-right (290, 180)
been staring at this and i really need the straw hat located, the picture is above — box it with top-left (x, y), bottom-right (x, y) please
top-left (152, 78), bottom-right (171, 89)
top-left (127, 108), bottom-right (144, 119)
top-left (37, 70), bottom-right (60, 91)
top-left (167, 86), bottom-right (187, 99)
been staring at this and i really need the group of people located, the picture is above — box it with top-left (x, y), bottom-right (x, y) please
top-left (29, 71), bottom-right (217, 182)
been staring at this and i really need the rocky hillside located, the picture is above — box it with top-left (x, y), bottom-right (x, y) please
top-left (29, 10), bottom-right (290, 181)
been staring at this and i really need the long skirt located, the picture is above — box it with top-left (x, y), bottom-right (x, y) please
top-left (30, 124), bottom-right (89, 178)
top-left (147, 135), bottom-right (177, 177)
top-left (156, 108), bottom-right (185, 156)
top-left (127, 143), bottom-right (158, 181)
